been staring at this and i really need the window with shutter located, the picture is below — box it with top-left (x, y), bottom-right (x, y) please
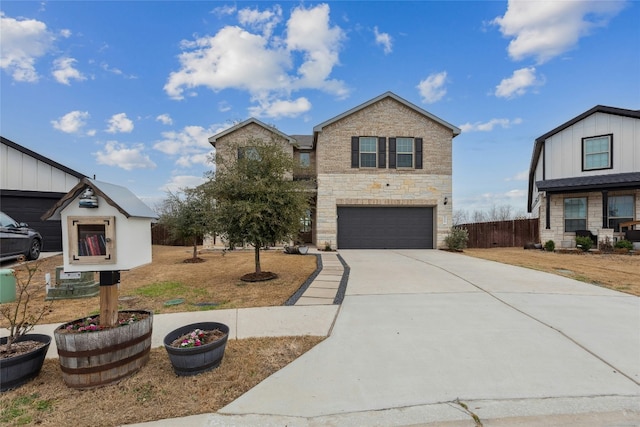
top-left (359, 137), bottom-right (377, 168)
top-left (378, 137), bottom-right (386, 168)
top-left (396, 137), bottom-right (413, 168)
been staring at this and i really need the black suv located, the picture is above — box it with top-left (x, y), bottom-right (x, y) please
top-left (0, 211), bottom-right (43, 262)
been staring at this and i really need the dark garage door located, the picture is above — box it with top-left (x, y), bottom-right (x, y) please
top-left (337, 206), bottom-right (433, 249)
top-left (1, 191), bottom-right (65, 251)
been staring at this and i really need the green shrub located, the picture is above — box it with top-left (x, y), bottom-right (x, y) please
top-left (575, 236), bottom-right (593, 252)
top-left (615, 239), bottom-right (633, 250)
top-left (444, 227), bottom-right (468, 251)
top-left (543, 240), bottom-right (555, 252)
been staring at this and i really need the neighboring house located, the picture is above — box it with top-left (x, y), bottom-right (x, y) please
top-left (208, 91), bottom-right (460, 249)
top-left (527, 105), bottom-right (640, 248)
top-left (1, 137), bottom-right (87, 251)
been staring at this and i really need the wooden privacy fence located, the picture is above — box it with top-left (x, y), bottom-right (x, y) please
top-left (457, 219), bottom-right (539, 248)
top-left (151, 223), bottom-right (203, 246)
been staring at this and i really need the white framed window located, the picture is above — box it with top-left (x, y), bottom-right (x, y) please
top-left (68, 216), bottom-right (116, 265)
top-left (564, 197), bottom-right (587, 232)
top-left (608, 195), bottom-right (634, 232)
top-left (238, 146), bottom-right (260, 160)
top-left (359, 137), bottom-right (377, 168)
top-left (583, 135), bottom-right (612, 170)
top-left (396, 137), bottom-right (414, 168)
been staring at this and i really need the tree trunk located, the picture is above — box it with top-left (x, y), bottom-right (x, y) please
top-left (254, 245), bottom-right (261, 274)
top-left (192, 237), bottom-right (198, 260)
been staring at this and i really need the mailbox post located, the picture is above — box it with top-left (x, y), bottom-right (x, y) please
top-left (42, 178), bottom-right (157, 327)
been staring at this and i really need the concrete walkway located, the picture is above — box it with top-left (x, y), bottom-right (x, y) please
top-left (295, 251), bottom-right (344, 305)
top-left (137, 249), bottom-right (639, 426)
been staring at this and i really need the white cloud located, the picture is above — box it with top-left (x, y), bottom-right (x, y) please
top-left (59, 29), bottom-right (71, 38)
top-left (493, 0), bottom-right (626, 63)
top-left (248, 97), bottom-right (312, 119)
top-left (374, 26), bottom-right (392, 54)
top-left (238, 5), bottom-right (282, 37)
top-left (161, 175), bottom-right (208, 193)
top-left (506, 170), bottom-right (529, 181)
top-left (106, 113), bottom-right (134, 133)
top-left (459, 117), bottom-right (523, 132)
top-left (417, 71), bottom-right (448, 104)
top-left (51, 110), bottom-right (90, 134)
top-left (94, 141), bottom-right (156, 170)
top-left (165, 4), bottom-right (347, 115)
top-left (153, 124), bottom-right (225, 167)
top-left (156, 114), bottom-right (173, 125)
top-left (0, 12), bottom-right (54, 82)
top-left (495, 67), bottom-right (543, 98)
top-left (52, 57), bottom-right (86, 85)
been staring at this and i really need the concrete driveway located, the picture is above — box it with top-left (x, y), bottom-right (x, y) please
top-left (211, 250), bottom-right (639, 425)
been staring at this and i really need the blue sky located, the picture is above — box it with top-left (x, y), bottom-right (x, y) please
top-left (1, 1), bottom-right (639, 216)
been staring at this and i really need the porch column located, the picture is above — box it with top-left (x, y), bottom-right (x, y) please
top-left (545, 193), bottom-right (551, 229)
top-left (602, 190), bottom-right (608, 229)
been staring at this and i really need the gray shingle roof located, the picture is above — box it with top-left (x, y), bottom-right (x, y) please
top-left (536, 172), bottom-right (640, 192)
top-left (42, 178), bottom-right (158, 221)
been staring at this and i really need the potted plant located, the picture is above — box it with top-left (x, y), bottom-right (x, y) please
top-left (163, 321), bottom-right (229, 376)
top-left (54, 309), bottom-right (153, 389)
top-left (0, 257), bottom-right (53, 392)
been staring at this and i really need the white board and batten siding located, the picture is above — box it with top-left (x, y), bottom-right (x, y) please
top-left (544, 112), bottom-right (640, 181)
top-left (0, 143), bottom-right (81, 192)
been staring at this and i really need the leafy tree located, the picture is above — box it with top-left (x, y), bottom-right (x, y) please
top-left (206, 138), bottom-right (311, 278)
top-left (158, 186), bottom-right (216, 261)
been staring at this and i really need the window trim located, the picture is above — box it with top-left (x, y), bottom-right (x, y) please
top-left (395, 137), bottom-right (414, 168)
top-left (582, 134), bottom-right (613, 171)
top-left (358, 136), bottom-right (378, 168)
top-left (608, 194), bottom-right (634, 232)
top-left (564, 197), bottom-right (587, 232)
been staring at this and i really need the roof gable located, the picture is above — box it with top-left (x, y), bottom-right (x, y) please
top-left (1, 136), bottom-right (87, 179)
top-left (208, 118), bottom-right (295, 147)
top-left (42, 178), bottom-right (158, 221)
top-left (312, 91), bottom-right (461, 136)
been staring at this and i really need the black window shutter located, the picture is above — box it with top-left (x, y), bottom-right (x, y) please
top-left (237, 148), bottom-right (244, 159)
top-left (378, 137), bottom-right (386, 168)
top-left (415, 138), bottom-right (423, 169)
top-left (388, 138), bottom-right (396, 169)
top-left (351, 136), bottom-right (359, 168)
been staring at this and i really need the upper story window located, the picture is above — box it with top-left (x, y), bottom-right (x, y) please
top-left (238, 146), bottom-right (260, 160)
top-left (299, 152), bottom-right (310, 168)
top-left (396, 138), bottom-right (414, 168)
top-left (564, 197), bottom-right (587, 232)
top-left (582, 134), bottom-right (612, 171)
top-left (608, 195), bottom-right (634, 232)
top-left (359, 137), bottom-right (378, 168)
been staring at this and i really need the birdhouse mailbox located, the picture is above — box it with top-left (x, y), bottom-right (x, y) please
top-left (42, 178), bottom-right (158, 273)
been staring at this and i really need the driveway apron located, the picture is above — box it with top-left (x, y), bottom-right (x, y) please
top-left (220, 250), bottom-right (640, 422)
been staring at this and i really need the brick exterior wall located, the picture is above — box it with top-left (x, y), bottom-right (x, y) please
top-left (214, 122), bottom-right (293, 166)
top-left (315, 97), bottom-right (454, 248)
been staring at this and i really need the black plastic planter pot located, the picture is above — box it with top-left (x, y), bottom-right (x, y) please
top-left (164, 322), bottom-right (229, 376)
top-left (0, 333), bottom-right (52, 392)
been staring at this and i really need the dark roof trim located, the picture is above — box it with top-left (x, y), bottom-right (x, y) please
top-left (312, 91), bottom-right (461, 136)
top-left (536, 172), bottom-right (640, 193)
top-left (527, 105), bottom-right (640, 211)
top-left (1, 136), bottom-right (87, 179)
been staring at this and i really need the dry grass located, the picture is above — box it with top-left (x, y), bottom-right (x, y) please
top-left (463, 247), bottom-right (640, 296)
top-left (0, 336), bottom-right (323, 426)
top-left (1, 245), bottom-right (317, 326)
top-left (0, 245), bottom-right (321, 426)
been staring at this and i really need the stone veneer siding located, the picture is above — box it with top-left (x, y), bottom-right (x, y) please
top-left (315, 97), bottom-right (454, 248)
top-left (538, 189), bottom-right (640, 247)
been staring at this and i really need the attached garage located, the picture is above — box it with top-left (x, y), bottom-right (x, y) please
top-left (337, 206), bottom-right (434, 249)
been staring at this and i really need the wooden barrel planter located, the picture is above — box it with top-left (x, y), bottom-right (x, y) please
top-left (54, 310), bottom-right (153, 389)
top-left (164, 322), bottom-right (229, 376)
top-left (0, 334), bottom-right (51, 392)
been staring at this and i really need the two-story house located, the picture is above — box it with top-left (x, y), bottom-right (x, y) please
top-left (208, 91), bottom-right (460, 249)
top-left (527, 105), bottom-right (640, 248)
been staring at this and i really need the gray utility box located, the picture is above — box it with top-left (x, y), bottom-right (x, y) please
top-left (46, 267), bottom-right (99, 300)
